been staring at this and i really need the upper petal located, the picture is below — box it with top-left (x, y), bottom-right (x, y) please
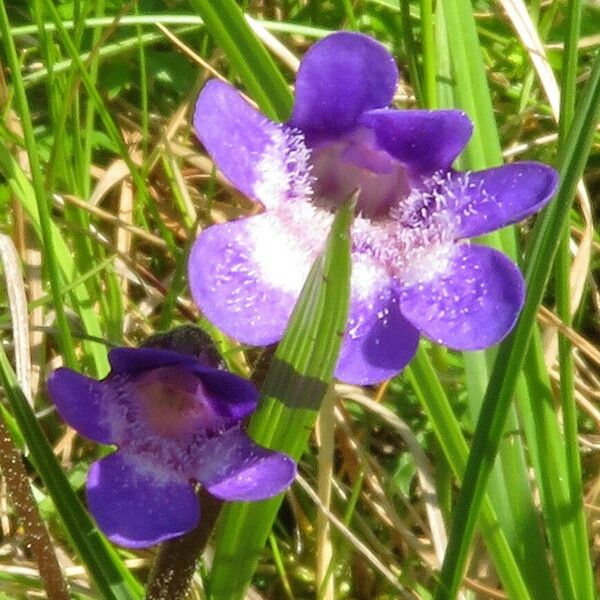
top-left (289, 32), bottom-right (398, 139)
top-left (193, 368), bottom-right (258, 422)
top-left (188, 210), bottom-right (324, 346)
top-left (194, 79), bottom-right (284, 208)
top-left (448, 162), bottom-right (558, 239)
top-left (400, 244), bottom-right (525, 350)
top-left (109, 347), bottom-right (257, 420)
top-left (359, 108), bottom-right (473, 178)
top-left (86, 453), bottom-right (199, 548)
top-left (47, 368), bottom-right (115, 444)
top-left (108, 346), bottom-right (200, 375)
top-left (335, 255), bottom-right (420, 384)
top-left (195, 428), bottom-right (296, 501)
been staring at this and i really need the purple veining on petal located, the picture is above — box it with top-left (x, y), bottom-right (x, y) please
top-left (188, 210), bottom-right (328, 346)
top-left (446, 162), bottom-right (559, 238)
top-left (195, 428), bottom-right (297, 501)
top-left (86, 453), bottom-right (200, 549)
top-left (194, 80), bottom-right (314, 210)
top-left (311, 128), bottom-right (411, 218)
top-left (194, 79), bottom-right (280, 207)
top-left (399, 244), bottom-right (525, 350)
top-left (359, 108), bottom-right (473, 178)
top-left (48, 368), bottom-right (115, 445)
top-left (335, 274), bottom-right (420, 385)
top-left (133, 366), bottom-right (224, 441)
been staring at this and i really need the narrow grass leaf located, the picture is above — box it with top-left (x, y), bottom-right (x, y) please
top-left (406, 348), bottom-right (531, 600)
top-left (188, 0), bottom-right (293, 120)
top-left (208, 200), bottom-right (353, 600)
top-left (435, 49), bottom-right (600, 600)
top-left (0, 347), bottom-right (142, 600)
top-left (552, 1), bottom-right (595, 597)
top-left (0, 145), bottom-right (109, 376)
top-left (434, 2), bottom-right (556, 596)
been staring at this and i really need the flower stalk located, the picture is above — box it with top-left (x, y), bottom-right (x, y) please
top-left (145, 491), bottom-right (222, 600)
top-left (0, 418), bottom-right (70, 600)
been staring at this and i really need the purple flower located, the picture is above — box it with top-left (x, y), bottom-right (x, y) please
top-left (48, 347), bottom-right (296, 548)
top-left (188, 32), bottom-right (558, 385)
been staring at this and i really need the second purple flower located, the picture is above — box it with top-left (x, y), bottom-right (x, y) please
top-left (188, 31), bottom-right (558, 385)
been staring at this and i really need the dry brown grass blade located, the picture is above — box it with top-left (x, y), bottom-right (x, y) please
top-left (295, 474), bottom-right (415, 599)
top-left (89, 159), bottom-right (131, 206)
top-left (498, 0), bottom-right (594, 366)
top-left (315, 388), bottom-right (336, 600)
top-left (55, 193), bottom-right (168, 249)
top-left (0, 234), bottom-right (33, 405)
top-left (334, 405), bottom-right (432, 558)
top-left (336, 384), bottom-right (450, 570)
top-left (245, 15), bottom-right (300, 72)
top-left (538, 306), bottom-right (600, 369)
top-left (6, 112), bottom-right (45, 399)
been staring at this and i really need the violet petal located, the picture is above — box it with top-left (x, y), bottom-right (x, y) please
top-left (86, 453), bottom-right (199, 548)
top-left (110, 347), bottom-right (258, 423)
top-left (359, 108), bottom-right (473, 178)
top-left (194, 368), bottom-right (259, 422)
top-left (289, 32), bottom-right (398, 140)
top-left (400, 244), bottom-right (525, 350)
top-left (193, 79), bottom-right (282, 207)
top-left (188, 213), bottom-right (314, 345)
top-left (47, 368), bottom-right (114, 444)
top-left (450, 162), bottom-right (558, 239)
top-left (336, 284), bottom-right (420, 385)
top-left (197, 428), bottom-right (296, 501)
top-left (108, 346), bottom-right (199, 375)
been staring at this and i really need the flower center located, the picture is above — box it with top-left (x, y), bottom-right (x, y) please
top-left (134, 366), bottom-right (220, 441)
top-left (350, 174), bottom-right (460, 288)
top-left (311, 128), bottom-right (410, 219)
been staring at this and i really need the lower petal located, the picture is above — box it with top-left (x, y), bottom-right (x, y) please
top-left (400, 244), bottom-right (525, 350)
top-left (188, 213), bottom-right (316, 346)
top-left (196, 428), bottom-right (296, 501)
top-left (335, 257), bottom-right (420, 385)
top-left (86, 453), bottom-right (199, 548)
top-left (47, 368), bottom-right (115, 444)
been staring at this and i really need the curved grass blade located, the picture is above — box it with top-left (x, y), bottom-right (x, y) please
top-left (188, 0), bottom-right (293, 120)
top-left (208, 200), bottom-right (353, 600)
top-left (0, 347), bottom-right (142, 600)
top-left (435, 49), bottom-right (600, 600)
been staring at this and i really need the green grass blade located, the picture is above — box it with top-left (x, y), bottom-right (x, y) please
top-left (38, 0), bottom-right (150, 210)
top-left (434, 1), bottom-right (556, 596)
top-left (406, 348), bottom-right (531, 600)
top-left (0, 0), bottom-right (77, 369)
top-left (188, 0), bottom-right (293, 120)
top-left (208, 200), bottom-right (353, 600)
top-left (0, 348), bottom-right (142, 600)
top-left (0, 144), bottom-right (109, 376)
top-left (435, 48), bottom-right (600, 600)
top-left (552, 0), bottom-right (594, 597)
top-left (419, 0), bottom-right (436, 108)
